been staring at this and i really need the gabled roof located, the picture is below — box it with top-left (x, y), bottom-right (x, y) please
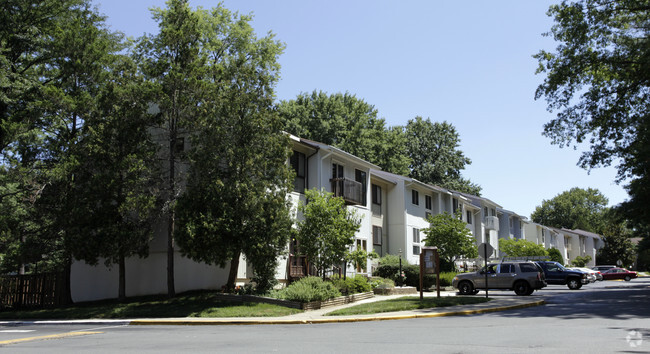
top-left (455, 191), bottom-right (503, 210)
top-left (371, 169), bottom-right (451, 194)
top-left (289, 134), bottom-right (381, 170)
top-left (563, 228), bottom-right (602, 240)
top-left (497, 208), bottom-right (529, 221)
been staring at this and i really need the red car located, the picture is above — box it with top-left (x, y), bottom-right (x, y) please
top-left (601, 268), bottom-right (638, 281)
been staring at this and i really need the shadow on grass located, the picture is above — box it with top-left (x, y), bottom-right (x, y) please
top-left (0, 290), bottom-right (301, 320)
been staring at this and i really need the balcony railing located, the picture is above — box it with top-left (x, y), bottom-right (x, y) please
top-left (330, 178), bottom-right (364, 205)
top-left (484, 216), bottom-right (499, 231)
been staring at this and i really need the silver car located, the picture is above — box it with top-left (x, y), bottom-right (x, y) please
top-left (452, 262), bottom-right (547, 296)
top-left (569, 267), bottom-right (599, 282)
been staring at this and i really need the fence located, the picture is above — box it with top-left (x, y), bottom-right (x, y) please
top-left (0, 273), bottom-right (64, 309)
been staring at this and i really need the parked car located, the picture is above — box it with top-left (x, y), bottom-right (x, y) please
top-left (601, 268), bottom-right (638, 281)
top-left (568, 267), bottom-right (597, 283)
top-left (452, 262), bottom-right (547, 296)
top-left (535, 261), bottom-right (589, 290)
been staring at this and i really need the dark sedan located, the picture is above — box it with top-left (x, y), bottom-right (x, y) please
top-left (601, 267), bottom-right (638, 281)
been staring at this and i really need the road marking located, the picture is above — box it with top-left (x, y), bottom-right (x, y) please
top-left (0, 330), bottom-right (35, 333)
top-left (0, 331), bottom-right (102, 346)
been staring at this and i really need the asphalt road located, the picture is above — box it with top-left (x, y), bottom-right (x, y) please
top-left (1, 278), bottom-right (649, 353)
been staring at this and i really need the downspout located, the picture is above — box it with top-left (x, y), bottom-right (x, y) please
top-left (319, 150), bottom-right (333, 190)
top-left (305, 149), bottom-right (318, 191)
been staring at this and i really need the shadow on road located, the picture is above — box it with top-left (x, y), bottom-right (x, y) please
top-left (493, 282), bottom-right (650, 320)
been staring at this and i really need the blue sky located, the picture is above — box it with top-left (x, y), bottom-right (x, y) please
top-left (92, 0), bottom-right (629, 218)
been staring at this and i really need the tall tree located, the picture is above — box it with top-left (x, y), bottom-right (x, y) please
top-left (423, 211), bottom-right (478, 267)
top-left (530, 187), bottom-right (608, 232)
top-left (278, 91), bottom-right (411, 175)
top-left (534, 1), bottom-right (649, 233)
top-left (596, 209), bottom-right (637, 268)
top-left (295, 189), bottom-right (362, 278)
top-left (146, 1), bottom-right (291, 293)
top-left (404, 117), bottom-right (481, 195)
top-left (66, 53), bottom-right (160, 301)
top-left (136, 0), bottom-right (206, 297)
top-left (15, 1), bottom-right (124, 302)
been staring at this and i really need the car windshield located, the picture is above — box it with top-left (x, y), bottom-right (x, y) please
top-left (546, 262), bottom-right (566, 272)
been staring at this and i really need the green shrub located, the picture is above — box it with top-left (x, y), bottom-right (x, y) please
top-left (375, 263), bottom-right (455, 290)
top-left (571, 255), bottom-right (592, 267)
top-left (369, 277), bottom-right (394, 289)
top-left (373, 264), bottom-right (400, 281)
top-left (329, 274), bottom-right (372, 295)
top-left (439, 272), bottom-right (457, 287)
top-left (277, 277), bottom-right (341, 303)
top-left (548, 247), bottom-right (564, 265)
top-left (376, 254), bottom-right (406, 267)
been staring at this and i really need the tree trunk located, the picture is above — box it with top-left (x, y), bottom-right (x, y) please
top-left (167, 128), bottom-right (176, 298)
top-left (227, 252), bottom-right (240, 291)
top-left (118, 252), bottom-right (126, 301)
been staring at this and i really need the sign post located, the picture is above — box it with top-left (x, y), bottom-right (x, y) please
top-left (478, 242), bottom-right (494, 299)
top-left (420, 247), bottom-right (439, 300)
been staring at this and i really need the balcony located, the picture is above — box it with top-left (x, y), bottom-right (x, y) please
top-left (330, 177), bottom-right (364, 205)
top-left (484, 216), bottom-right (499, 231)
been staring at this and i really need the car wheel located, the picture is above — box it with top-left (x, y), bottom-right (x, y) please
top-left (567, 278), bottom-right (580, 290)
top-left (624, 275), bottom-right (631, 281)
top-left (458, 281), bottom-right (474, 295)
top-left (514, 281), bottom-right (531, 296)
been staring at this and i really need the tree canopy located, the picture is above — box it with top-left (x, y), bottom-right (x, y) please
top-left (499, 238), bottom-right (548, 258)
top-left (535, 0), bottom-right (649, 238)
top-left (295, 189), bottom-right (362, 278)
top-left (405, 117), bottom-right (481, 195)
top-left (138, 0), bottom-right (292, 293)
top-left (423, 211), bottom-right (478, 265)
top-left (277, 91), bottom-right (411, 176)
top-left (530, 187), bottom-right (609, 232)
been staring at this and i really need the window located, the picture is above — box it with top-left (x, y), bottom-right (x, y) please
top-left (491, 208), bottom-right (496, 216)
top-left (484, 206), bottom-right (488, 216)
top-left (355, 169), bottom-right (367, 206)
top-left (452, 198), bottom-right (458, 213)
top-left (425, 212), bottom-right (432, 220)
top-left (413, 246), bottom-right (421, 255)
top-left (466, 210), bottom-right (472, 224)
top-left (499, 264), bottom-right (514, 273)
top-left (373, 226), bottom-right (382, 245)
top-left (425, 195), bottom-right (432, 210)
top-left (413, 228), bottom-right (420, 243)
top-left (332, 163), bottom-right (343, 179)
top-left (412, 190), bottom-right (419, 205)
top-left (509, 217), bottom-right (513, 229)
top-left (371, 184), bottom-right (381, 205)
top-left (519, 263), bottom-right (538, 273)
top-left (290, 151), bottom-right (306, 193)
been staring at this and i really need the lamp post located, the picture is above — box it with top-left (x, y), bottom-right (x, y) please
top-left (398, 249), bottom-right (403, 287)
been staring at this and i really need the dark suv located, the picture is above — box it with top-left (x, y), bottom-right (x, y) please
top-left (452, 262), bottom-right (547, 296)
top-left (535, 261), bottom-right (588, 290)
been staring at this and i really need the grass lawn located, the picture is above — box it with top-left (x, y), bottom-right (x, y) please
top-left (325, 296), bottom-right (491, 316)
top-left (0, 291), bottom-right (301, 320)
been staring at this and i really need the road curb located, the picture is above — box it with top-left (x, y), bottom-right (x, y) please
top-left (128, 299), bottom-right (546, 326)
